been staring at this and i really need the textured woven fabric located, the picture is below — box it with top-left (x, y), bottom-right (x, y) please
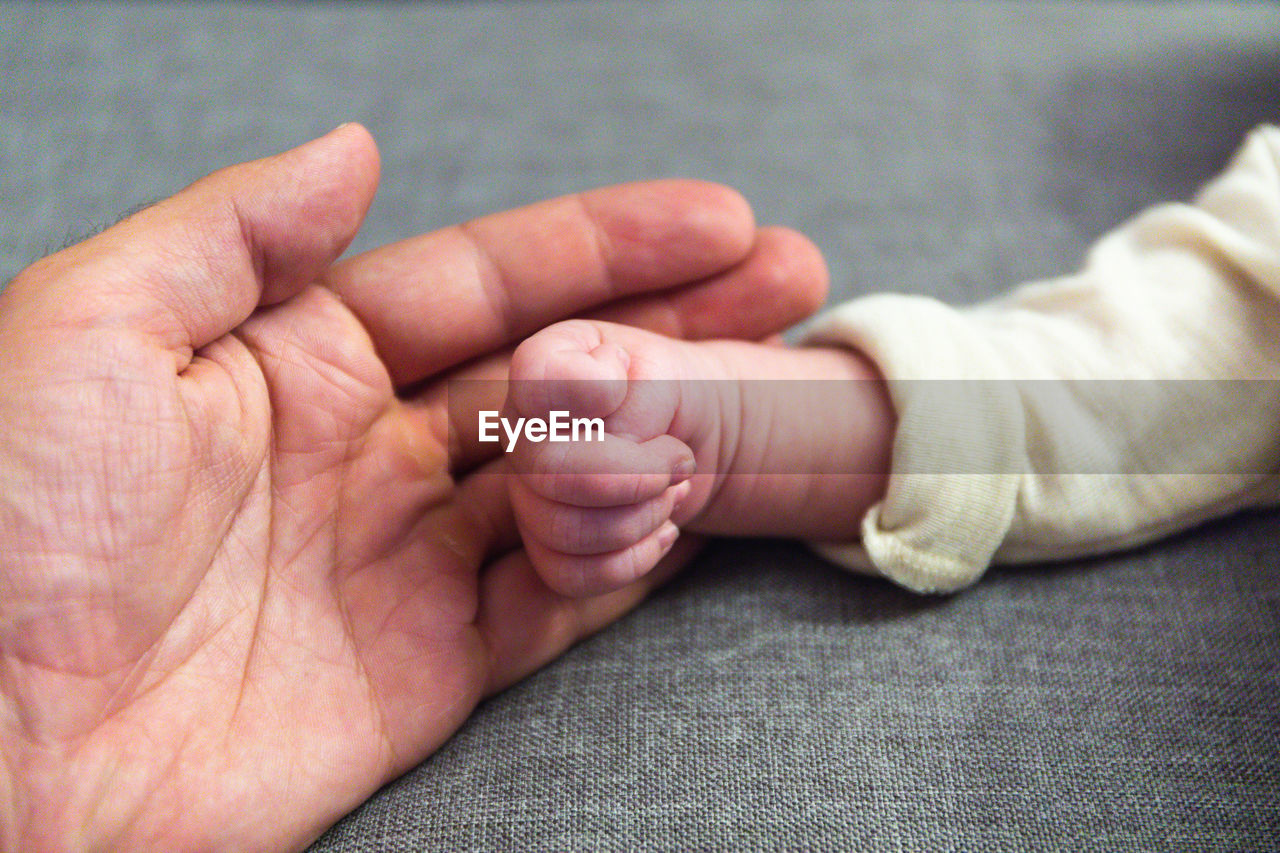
top-left (2, 1), bottom-right (1277, 849)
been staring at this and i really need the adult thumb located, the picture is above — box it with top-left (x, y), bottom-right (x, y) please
top-left (4, 123), bottom-right (380, 353)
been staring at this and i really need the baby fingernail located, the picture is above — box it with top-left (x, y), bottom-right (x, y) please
top-left (669, 479), bottom-right (693, 512)
top-left (671, 454), bottom-right (696, 484)
top-left (656, 520), bottom-right (679, 554)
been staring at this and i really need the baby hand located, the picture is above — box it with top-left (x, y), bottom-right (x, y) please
top-left (505, 319), bottom-right (706, 597)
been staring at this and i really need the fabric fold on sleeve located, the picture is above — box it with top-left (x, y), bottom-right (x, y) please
top-left (805, 295), bottom-right (1027, 593)
top-left (805, 123), bottom-right (1280, 594)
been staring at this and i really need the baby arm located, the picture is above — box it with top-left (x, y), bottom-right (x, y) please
top-left (504, 320), bottom-right (894, 596)
top-left (807, 124), bottom-right (1280, 592)
top-left (510, 124), bottom-right (1280, 599)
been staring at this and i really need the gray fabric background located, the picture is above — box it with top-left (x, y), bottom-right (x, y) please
top-left (3, 1), bottom-right (1278, 849)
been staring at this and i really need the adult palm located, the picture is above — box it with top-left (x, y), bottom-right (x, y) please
top-left (0, 125), bottom-right (825, 851)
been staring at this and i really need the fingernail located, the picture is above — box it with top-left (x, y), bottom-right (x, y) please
top-left (669, 479), bottom-right (693, 513)
top-left (656, 520), bottom-right (679, 555)
top-left (670, 454), bottom-right (696, 484)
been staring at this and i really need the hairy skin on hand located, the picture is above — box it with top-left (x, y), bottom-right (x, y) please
top-left (0, 125), bottom-right (827, 850)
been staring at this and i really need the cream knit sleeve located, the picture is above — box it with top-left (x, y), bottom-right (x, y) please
top-left (805, 124), bottom-right (1280, 594)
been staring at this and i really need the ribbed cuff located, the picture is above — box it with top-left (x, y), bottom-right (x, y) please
top-left (803, 294), bottom-right (1024, 593)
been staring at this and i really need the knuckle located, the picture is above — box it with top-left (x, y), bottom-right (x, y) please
top-left (547, 507), bottom-right (593, 554)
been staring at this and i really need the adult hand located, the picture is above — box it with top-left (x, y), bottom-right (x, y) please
top-left (0, 125), bottom-right (826, 851)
